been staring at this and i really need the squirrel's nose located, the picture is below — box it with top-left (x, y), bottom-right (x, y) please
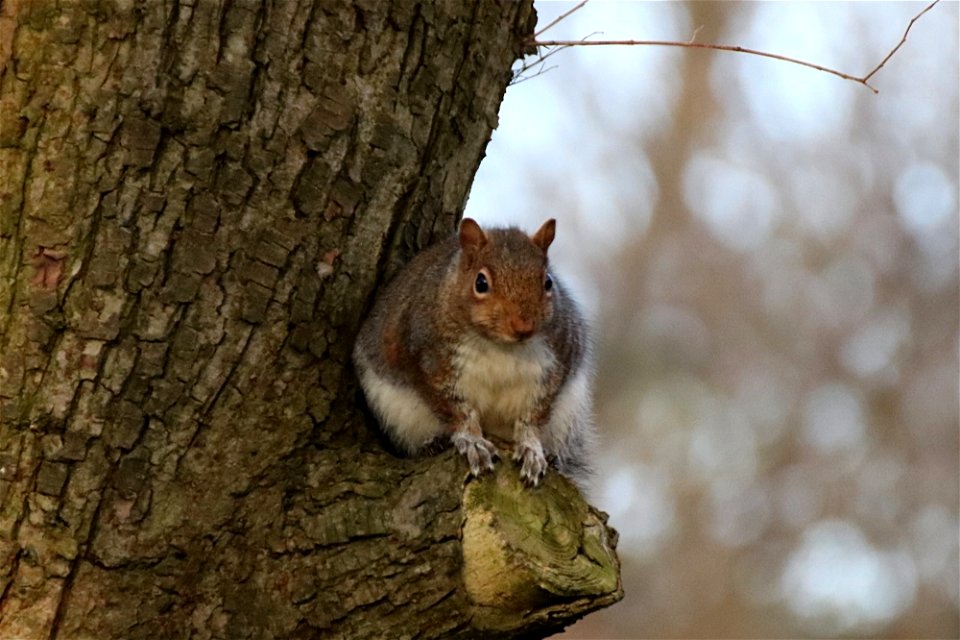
top-left (510, 315), bottom-right (536, 340)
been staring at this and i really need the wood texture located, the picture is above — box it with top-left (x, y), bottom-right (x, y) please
top-left (0, 1), bottom-right (621, 637)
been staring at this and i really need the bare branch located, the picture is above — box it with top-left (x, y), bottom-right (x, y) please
top-left (511, 44), bottom-right (571, 85)
top-left (510, 62), bottom-right (560, 86)
top-left (534, 0), bottom-right (590, 39)
top-left (512, 32), bottom-right (599, 86)
top-left (531, 38), bottom-right (883, 93)
top-left (863, 0), bottom-right (940, 83)
top-left (525, 1), bottom-right (942, 94)
top-left (688, 25), bottom-right (704, 45)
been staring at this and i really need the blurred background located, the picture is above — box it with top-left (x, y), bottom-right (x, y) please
top-left (465, 2), bottom-right (959, 638)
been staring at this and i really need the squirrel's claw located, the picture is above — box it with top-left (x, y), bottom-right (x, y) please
top-left (513, 438), bottom-right (548, 486)
top-left (451, 430), bottom-right (498, 477)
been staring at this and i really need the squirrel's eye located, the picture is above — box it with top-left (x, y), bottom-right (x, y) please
top-left (544, 274), bottom-right (553, 292)
top-left (474, 272), bottom-right (489, 295)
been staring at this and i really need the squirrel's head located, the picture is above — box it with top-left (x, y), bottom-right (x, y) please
top-left (456, 218), bottom-right (556, 344)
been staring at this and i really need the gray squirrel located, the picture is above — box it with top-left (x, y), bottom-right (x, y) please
top-left (353, 218), bottom-right (595, 488)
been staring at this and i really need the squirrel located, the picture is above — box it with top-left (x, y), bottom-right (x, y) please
top-left (353, 217), bottom-right (595, 488)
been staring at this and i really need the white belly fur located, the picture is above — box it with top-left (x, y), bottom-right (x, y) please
top-left (542, 364), bottom-right (593, 461)
top-left (358, 337), bottom-right (591, 458)
top-left (357, 352), bottom-right (443, 453)
top-left (453, 335), bottom-right (557, 439)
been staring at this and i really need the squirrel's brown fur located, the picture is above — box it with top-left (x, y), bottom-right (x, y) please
top-left (353, 218), bottom-right (594, 488)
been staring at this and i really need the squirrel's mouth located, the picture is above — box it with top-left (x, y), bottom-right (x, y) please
top-left (490, 328), bottom-right (537, 344)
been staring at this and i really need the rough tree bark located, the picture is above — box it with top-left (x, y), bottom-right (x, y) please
top-left (0, 1), bottom-right (622, 638)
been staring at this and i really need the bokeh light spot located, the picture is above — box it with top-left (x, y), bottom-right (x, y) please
top-left (781, 520), bottom-right (918, 633)
top-left (801, 383), bottom-right (867, 454)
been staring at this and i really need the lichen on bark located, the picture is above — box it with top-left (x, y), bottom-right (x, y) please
top-left (463, 465), bottom-right (623, 633)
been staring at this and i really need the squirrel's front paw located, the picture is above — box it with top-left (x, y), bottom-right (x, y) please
top-left (451, 430), bottom-right (498, 477)
top-left (513, 437), bottom-right (548, 486)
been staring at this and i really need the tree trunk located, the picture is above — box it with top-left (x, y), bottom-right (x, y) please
top-left (0, 1), bottom-right (622, 638)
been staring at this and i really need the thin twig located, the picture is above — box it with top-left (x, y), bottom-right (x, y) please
top-left (512, 32), bottom-right (600, 86)
top-left (511, 63), bottom-right (560, 86)
top-left (534, 0), bottom-right (590, 39)
top-left (532, 39), bottom-right (882, 93)
top-left (863, 0), bottom-right (939, 83)
top-left (526, 0), bottom-right (942, 94)
top-left (688, 25), bottom-right (704, 45)
top-left (512, 44), bottom-right (571, 84)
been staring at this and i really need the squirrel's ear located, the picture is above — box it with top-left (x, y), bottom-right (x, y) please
top-left (531, 218), bottom-right (556, 252)
top-left (459, 218), bottom-right (488, 254)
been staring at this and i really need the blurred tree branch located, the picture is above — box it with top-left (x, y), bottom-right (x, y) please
top-left (518, 0), bottom-right (941, 93)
